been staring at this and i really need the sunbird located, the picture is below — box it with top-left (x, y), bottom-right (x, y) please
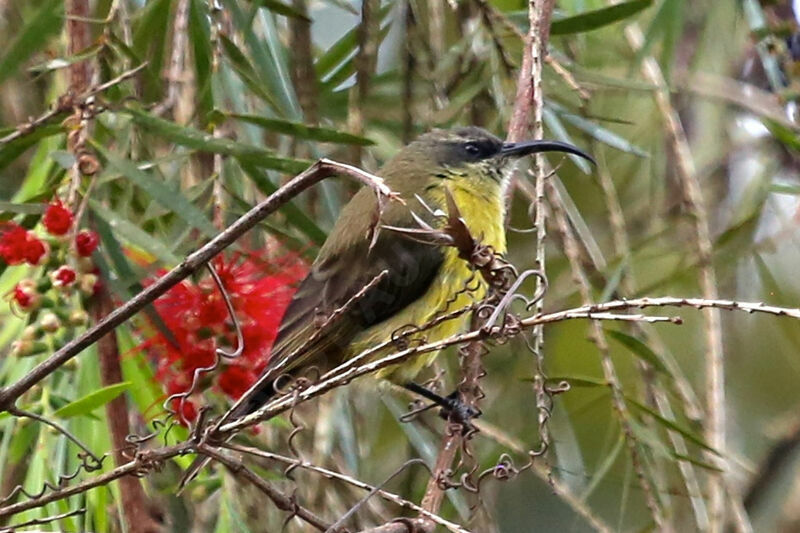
top-left (179, 127), bottom-right (593, 490)
top-left (243, 126), bottom-right (593, 414)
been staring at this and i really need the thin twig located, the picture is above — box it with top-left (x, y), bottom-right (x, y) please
top-left (595, 152), bottom-right (708, 530)
top-left (0, 159), bottom-right (397, 412)
top-left (547, 183), bottom-right (664, 527)
top-left (92, 287), bottom-right (162, 533)
top-left (0, 63), bottom-right (146, 146)
top-left (223, 443), bottom-right (469, 533)
top-left (197, 445), bottom-right (332, 532)
top-left (219, 296), bottom-right (800, 435)
top-left (0, 443), bottom-right (191, 518)
top-left (619, 21), bottom-right (730, 532)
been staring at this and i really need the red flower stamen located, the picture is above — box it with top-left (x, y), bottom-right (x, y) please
top-left (138, 249), bottom-right (307, 417)
top-left (75, 230), bottom-right (99, 256)
top-left (51, 265), bottom-right (77, 288)
top-left (43, 198), bottom-right (73, 236)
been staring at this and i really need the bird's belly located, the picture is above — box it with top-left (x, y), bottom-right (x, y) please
top-left (346, 250), bottom-right (482, 383)
top-left (347, 183), bottom-right (506, 383)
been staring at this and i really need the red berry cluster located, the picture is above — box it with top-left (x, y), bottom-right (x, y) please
top-left (2, 198), bottom-right (101, 358)
top-left (139, 250), bottom-right (307, 423)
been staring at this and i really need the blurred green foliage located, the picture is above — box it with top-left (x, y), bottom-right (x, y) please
top-left (1, 0), bottom-right (800, 531)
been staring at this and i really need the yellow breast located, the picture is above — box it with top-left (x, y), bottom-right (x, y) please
top-left (350, 176), bottom-right (506, 383)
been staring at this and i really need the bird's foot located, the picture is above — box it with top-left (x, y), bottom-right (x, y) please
top-left (402, 382), bottom-right (481, 435)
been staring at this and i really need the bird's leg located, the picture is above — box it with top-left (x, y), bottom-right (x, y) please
top-left (403, 382), bottom-right (481, 431)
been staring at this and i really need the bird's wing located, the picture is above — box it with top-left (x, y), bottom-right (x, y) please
top-left (261, 228), bottom-right (445, 387)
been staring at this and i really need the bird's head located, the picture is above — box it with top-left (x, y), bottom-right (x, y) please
top-left (384, 126), bottom-right (594, 192)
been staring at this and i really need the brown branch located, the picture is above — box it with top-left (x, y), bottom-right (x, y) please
top-left (290, 0), bottom-right (318, 125)
top-left (197, 446), bottom-right (332, 532)
top-left (0, 159), bottom-right (397, 412)
top-left (348, 0), bottom-right (380, 164)
top-left (0, 63), bottom-right (146, 146)
top-left (92, 288), bottom-right (163, 533)
top-left (220, 296), bottom-right (800, 435)
top-left (223, 443), bottom-right (467, 533)
top-left (67, 0), bottom-right (92, 97)
top-left (547, 182), bottom-right (664, 527)
top-left (619, 21), bottom-right (729, 531)
top-left (0, 443), bottom-right (191, 519)
top-left (502, 0), bottom-right (558, 481)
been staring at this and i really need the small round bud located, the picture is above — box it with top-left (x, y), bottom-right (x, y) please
top-left (11, 281), bottom-right (40, 312)
top-left (79, 273), bottom-right (99, 295)
top-left (21, 325), bottom-right (40, 341)
top-left (40, 312), bottom-right (62, 333)
top-left (75, 230), bottom-right (99, 257)
top-left (51, 265), bottom-right (77, 290)
top-left (11, 339), bottom-right (33, 357)
top-left (68, 309), bottom-right (89, 327)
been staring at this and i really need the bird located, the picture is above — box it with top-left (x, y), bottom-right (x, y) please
top-left (242, 126), bottom-right (593, 413)
top-left (178, 126), bottom-right (593, 491)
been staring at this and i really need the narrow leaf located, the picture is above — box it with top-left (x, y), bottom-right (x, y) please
top-left (0, 0), bottom-right (63, 85)
top-left (628, 398), bottom-right (720, 456)
top-left (90, 143), bottom-right (220, 240)
top-left (246, 0), bottom-right (311, 21)
top-left (54, 382), bottom-right (131, 418)
top-left (551, 0), bottom-right (653, 35)
top-left (606, 330), bottom-right (668, 373)
top-left (89, 200), bottom-right (181, 264)
top-left (229, 113), bottom-right (374, 145)
top-left (124, 107), bottom-right (312, 173)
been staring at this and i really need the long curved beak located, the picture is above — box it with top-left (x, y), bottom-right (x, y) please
top-left (500, 140), bottom-right (595, 166)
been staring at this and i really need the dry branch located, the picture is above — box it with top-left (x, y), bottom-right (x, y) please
top-left (0, 159), bottom-right (397, 412)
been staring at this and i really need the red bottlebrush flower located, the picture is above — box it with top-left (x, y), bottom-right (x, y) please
top-left (218, 365), bottom-right (257, 400)
top-left (75, 230), bottom-right (99, 256)
top-left (0, 224), bottom-right (48, 266)
top-left (22, 235), bottom-right (47, 265)
top-left (171, 398), bottom-right (198, 424)
top-left (43, 198), bottom-right (73, 236)
top-left (51, 265), bottom-right (77, 288)
top-left (10, 280), bottom-right (39, 312)
top-left (1, 224), bottom-right (27, 265)
top-left (138, 248), bottom-right (308, 411)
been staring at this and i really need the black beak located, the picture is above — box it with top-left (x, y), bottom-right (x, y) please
top-left (500, 140), bottom-right (595, 166)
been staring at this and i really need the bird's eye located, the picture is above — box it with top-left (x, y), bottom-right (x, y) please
top-left (464, 143), bottom-right (481, 155)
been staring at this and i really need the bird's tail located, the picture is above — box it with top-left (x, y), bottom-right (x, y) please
top-left (176, 379), bottom-right (278, 493)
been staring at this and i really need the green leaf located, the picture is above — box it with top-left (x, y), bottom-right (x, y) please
top-left (89, 200), bottom-right (181, 264)
top-left (769, 183), bottom-right (800, 195)
top-left (132, 0), bottom-right (173, 101)
top-left (606, 330), bottom-right (668, 373)
top-left (628, 398), bottom-right (720, 456)
top-left (551, 0), bottom-right (653, 35)
top-left (28, 43), bottom-right (103, 74)
top-left (188, 0), bottom-right (215, 125)
top-left (0, 202), bottom-right (45, 215)
top-left (0, 0), bottom-right (63, 85)
top-left (246, 0), bottom-right (310, 21)
top-left (320, 25), bottom-right (392, 92)
top-left (219, 33), bottom-right (282, 111)
top-left (124, 107), bottom-right (312, 173)
top-left (239, 162), bottom-right (327, 245)
top-left (226, 0), bottom-right (301, 118)
top-left (542, 108), bottom-right (592, 174)
top-left (90, 142), bottom-right (219, 240)
top-left (0, 125), bottom-right (63, 173)
top-left (550, 103), bottom-right (649, 156)
top-left (315, 3), bottom-right (393, 79)
top-left (54, 382), bottom-right (131, 419)
top-left (229, 113), bottom-right (374, 145)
